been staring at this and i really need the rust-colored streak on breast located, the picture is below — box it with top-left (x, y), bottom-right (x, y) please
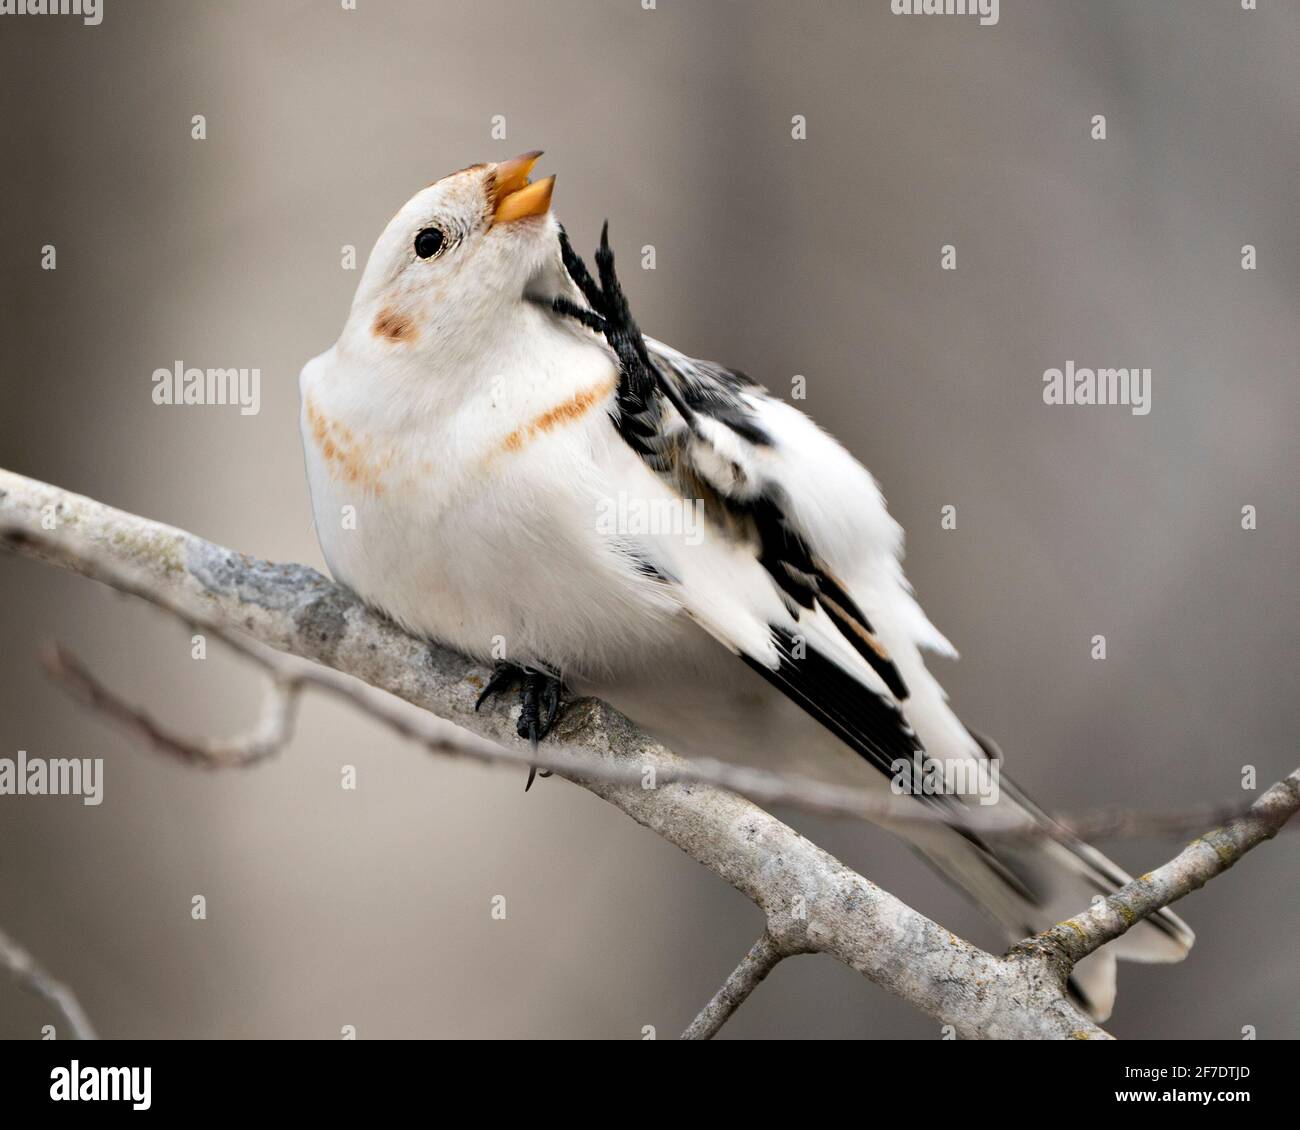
top-left (306, 394), bottom-right (392, 496)
top-left (502, 378), bottom-right (616, 454)
top-left (372, 307), bottom-right (418, 344)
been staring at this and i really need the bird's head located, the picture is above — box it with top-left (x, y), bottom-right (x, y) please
top-left (341, 151), bottom-right (564, 362)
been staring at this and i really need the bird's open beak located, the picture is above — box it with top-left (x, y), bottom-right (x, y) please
top-left (492, 150), bottom-right (555, 224)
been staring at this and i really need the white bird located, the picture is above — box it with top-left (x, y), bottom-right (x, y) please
top-left (299, 152), bottom-right (1192, 1020)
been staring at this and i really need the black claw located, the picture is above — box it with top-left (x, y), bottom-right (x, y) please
top-left (594, 223), bottom-right (620, 312)
top-left (595, 223), bottom-right (698, 426)
top-left (476, 662), bottom-right (521, 711)
top-left (482, 665), bottom-right (563, 791)
top-left (550, 295), bottom-right (606, 333)
top-left (558, 224), bottom-right (605, 313)
top-left (554, 223), bottom-right (704, 466)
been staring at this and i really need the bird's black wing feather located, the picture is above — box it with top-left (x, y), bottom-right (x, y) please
top-left (552, 224), bottom-right (923, 784)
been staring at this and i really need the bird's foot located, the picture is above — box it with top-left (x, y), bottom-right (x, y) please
top-left (550, 224), bottom-right (667, 440)
top-left (475, 662), bottom-right (564, 790)
top-left (553, 226), bottom-right (654, 390)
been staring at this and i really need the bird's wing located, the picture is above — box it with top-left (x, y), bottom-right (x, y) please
top-left (622, 335), bottom-right (940, 786)
top-left (552, 224), bottom-right (950, 784)
top-left (597, 325), bottom-right (1196, 1012)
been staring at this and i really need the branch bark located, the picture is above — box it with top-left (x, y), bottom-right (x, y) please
top-left (2, 467), bottom-right (1295, 1039)
top-left (1020, 769), bottom-right (1300, 972)
top-left (681, 932), bottom-right (793, 1040)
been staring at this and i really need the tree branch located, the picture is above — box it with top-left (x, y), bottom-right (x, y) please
top-left (681, 932), bottom-right (793, 1040)
top-left (1021, 769), bottom-right (1300, 971)
top-left (43, 643), bottom-right (298, 769)
top-left (2, 467), bottom-right (1295, 1039)
top-left (0, 924), bottom-right (96, 1040)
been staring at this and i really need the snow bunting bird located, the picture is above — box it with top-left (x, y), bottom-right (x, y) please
top-left (299, 152), bottom-right (1192, 1020)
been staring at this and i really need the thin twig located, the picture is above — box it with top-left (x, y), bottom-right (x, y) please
top-left (681, 932), bottom-right (792, 1040)
top-left (0, 925), bottom-right (96, 1040)
top-left (44, 643), bottom-right (298, 768)
top-left (1022, 768), bottom-right (1300, 971)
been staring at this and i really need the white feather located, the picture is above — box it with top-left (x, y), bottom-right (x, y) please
top-left (301, 162), bottom-right (1192, 1022)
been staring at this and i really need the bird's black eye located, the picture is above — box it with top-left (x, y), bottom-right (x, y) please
top-left (414, 227), bottom-right (444, 259)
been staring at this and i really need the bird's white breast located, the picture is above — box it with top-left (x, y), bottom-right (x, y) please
top-left (298, 323), bottom-right (684, 677)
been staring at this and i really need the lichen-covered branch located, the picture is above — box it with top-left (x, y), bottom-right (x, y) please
top-left (2, 466), bottom-right (1294, 1040)
top-left (1020, 769), bottom-right (1300, 973)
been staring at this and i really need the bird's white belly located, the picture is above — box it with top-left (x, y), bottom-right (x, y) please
top-left (301, 383), bottom-right (682, 676)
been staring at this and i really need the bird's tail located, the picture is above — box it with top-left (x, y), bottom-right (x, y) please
top-left (902, 752), bottom-right (1194, 1022)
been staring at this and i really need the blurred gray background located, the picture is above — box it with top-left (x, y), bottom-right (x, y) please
top-left (1, 0), bottom-right (1296, 1039)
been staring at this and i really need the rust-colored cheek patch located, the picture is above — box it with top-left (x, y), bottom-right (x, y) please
top-left (372, 307), bottom-right (418, 344)
top-left (306, 395), bottom-right (393, 496)
top-left (502, 378), bottom-right (616, 454)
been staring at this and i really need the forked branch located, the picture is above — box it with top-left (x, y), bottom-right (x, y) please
top-left (2, 467), bottom-right (1295, 1039)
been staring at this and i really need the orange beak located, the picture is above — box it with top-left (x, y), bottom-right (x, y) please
top-left (492, 150), bottom-right (555, 224)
